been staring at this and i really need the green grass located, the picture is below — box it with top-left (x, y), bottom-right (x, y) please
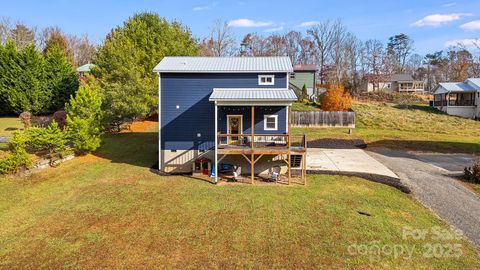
top-left (292, 101), bottom-right (319, 112)
top-left (0, 117), bottom-right (22, 137)
top-left (0, 122), bottom-right (479, 269)
top-left (294, 102), bottom-right (480, 154)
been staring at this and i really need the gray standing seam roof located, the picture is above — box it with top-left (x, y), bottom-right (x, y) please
top-left (209, 88), bottom-right (297, 102)
top-left (153, 57), bottom-right (293, 73)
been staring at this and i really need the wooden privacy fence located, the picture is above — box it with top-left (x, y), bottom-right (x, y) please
top-left (291, 111), bottom-right (355, 128)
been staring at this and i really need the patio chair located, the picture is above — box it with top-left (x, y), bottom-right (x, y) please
top-left (269, 166), bottom-right (281, 182)
top-left (233, 166), bottom-right (242, 182)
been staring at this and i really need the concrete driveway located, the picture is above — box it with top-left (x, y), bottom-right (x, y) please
top-left (307, 148), bottom-right (398, 178)
top-left (368, 148), bottom-right (480, 249)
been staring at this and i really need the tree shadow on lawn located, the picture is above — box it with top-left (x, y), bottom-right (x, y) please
top-left (368, 139), bottom-right (480, 154)
top-left (93, 132), bottom-right (158, 169)
top-left (392, 104), bottom-right (446, 114)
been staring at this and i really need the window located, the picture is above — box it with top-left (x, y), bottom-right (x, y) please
top-left (290, 73), bottom-right (296, 79)
top-left (264, 115), bottom-right (278, 131)
top-left (258, 75), bottom-right (275, 85)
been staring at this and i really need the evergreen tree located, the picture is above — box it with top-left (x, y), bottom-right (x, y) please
top-left (45, 46), bottom-right (79, 111)
top-left (94, 12), bottom-right (198, 126)
top-left (0, 41), bottom-right (49, 114)
top-left (65, 80), bottom-right (103, 153)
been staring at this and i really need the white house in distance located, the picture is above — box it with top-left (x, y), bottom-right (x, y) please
top-left (432, 78), bottom-right (480, 119)
top-left (361, 74), bottom-right (425, 93)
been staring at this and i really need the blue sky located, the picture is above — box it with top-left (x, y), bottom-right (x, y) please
top-left (2, 0), bottom-right (480, 55)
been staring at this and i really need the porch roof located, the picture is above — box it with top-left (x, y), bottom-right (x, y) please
top-left (434, 82), bottom-right (478, 94)
top-left (209, 88), bottom-right (297, 103)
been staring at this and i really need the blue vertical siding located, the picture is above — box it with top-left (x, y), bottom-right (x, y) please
top-left (161, 73), bottom-right (287, 150)
top-left (218, 106), bottom-right (286, 134)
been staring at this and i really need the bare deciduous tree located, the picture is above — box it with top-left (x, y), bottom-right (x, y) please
top-left (200, 19), bottom-right (236, 57)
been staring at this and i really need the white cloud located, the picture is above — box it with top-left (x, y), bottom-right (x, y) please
top-left (444, 38), bottom-right (479, 47)
top-left (411, 13), bottom-right (472, 27)
top-left (192, 2), bottom-right (217, 11)
top-left (443, 2), bottom-right (457, 7)
top-left (461, 20), bottom-right (480, 31)
top-left (228, 19), bottom-right (273, 27)
top-left (264, 26), bottom-right (284, 32)
top-left (299, 21), bottom-right (320, 27)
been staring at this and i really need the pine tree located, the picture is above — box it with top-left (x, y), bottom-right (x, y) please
top-left (65, 80), bottom-right (103, 153)
top-left (45, 46), bottom-right (79, 111)
top-left (0, 42), bottom-right (49, 114)
top-left (94, 12), bottom-right (199, 126)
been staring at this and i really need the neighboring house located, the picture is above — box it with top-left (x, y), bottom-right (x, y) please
top-left (361, 74), bottom-right (425, 93)
top-left (432, 78), bottom-right (480, 119)
top-left (153, 57), bottom-right (307, 184)
top-left (76, 63), bottom-right (95, 79)
top-left (289, 64), bottom-right (317, 98)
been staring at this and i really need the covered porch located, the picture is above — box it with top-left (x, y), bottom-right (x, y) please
top-left (433, 91), bottom-right (476, 107)
top-left (210, 88), bottom-right (307, 185)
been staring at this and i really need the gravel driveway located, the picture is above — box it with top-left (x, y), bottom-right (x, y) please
top-left (368, 148), bottom-right (480, 249)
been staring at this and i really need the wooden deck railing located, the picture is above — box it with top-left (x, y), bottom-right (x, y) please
top-left (217, 133), bottom-right (306, 150)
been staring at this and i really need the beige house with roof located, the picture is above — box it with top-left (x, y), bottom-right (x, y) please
top-left (361, 74), bottom-right (425, 93)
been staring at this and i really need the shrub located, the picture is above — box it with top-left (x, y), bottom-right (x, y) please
top-left (0, 151), bottom-right (31, 174)
top-left (301, 84), bottom-right (308, 100)
top-left (53, 110), bottom-right (67, 130)
top-left (0, 132), bottom-right (31, 174)
top-left (26, 121), bottom-right (68, 154)
top-left (321, 84), bottom-right (353, 111)
top-left (65, 81), bottom-right (103, 153)
top-left (464, 160), bottom-right (480, 184)
top-left (19, 111), bottom-right (32, 129)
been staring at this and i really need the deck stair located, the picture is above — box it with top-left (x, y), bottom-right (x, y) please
top-left (290, 154), bottom-right (303, 168)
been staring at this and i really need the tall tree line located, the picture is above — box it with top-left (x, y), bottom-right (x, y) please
top-left (200, 19), bottom-right (480, 92)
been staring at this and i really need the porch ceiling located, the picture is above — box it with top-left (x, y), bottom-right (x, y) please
top-left (209, 88), bottom-right (297, 104)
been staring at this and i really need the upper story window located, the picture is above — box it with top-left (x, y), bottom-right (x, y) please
top-left (264, 115), bottom-right (278, 131)
top-left (258, 75), bottom-right (275, 85)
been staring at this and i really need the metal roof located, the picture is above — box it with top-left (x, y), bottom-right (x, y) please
top-left (434, 82), bottom-right (478, 94)
top-left (293, 64), bottom-right (317, 72)
top-left (76, 63), bottom-right (95, 73)
top-left (466, 78), bottom-right (480, 88)
top-left (391, 74), bottom-right (414, 82)
top-left (153, 57), bottom-right (293, 73)
top-left (209, 88), bottom-right (297, 102)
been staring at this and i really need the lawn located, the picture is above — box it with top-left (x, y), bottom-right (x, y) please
top-left (294, 102), bottom-right (480, 154)
top-left (0, 121), bottom-right (479, 269)
top-left (292, 101), bottom-right (319, 111)
top-left (0, 117), bottom-right (22, 137)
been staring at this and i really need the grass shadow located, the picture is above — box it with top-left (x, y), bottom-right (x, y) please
top-left (308, 138), bottom-right (367, 149)
top-left (93, 132), bottom-right (158, 169)
top-left (392, 104), bottom-right (446, 115)
top-left (369, 139), bottom-right (480, 154)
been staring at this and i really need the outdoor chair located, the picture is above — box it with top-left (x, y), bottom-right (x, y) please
top-left (269, 166), bottom-right (281, 182)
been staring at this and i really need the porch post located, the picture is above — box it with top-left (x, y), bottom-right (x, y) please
top-left (288, 105), bottom-right (292, 185)
top-left (214, 102), bottom-right (218, 183)
top-left (251, 106), bottom-right (255, 184)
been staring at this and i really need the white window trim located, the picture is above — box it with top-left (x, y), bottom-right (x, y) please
top-left (258, 75), bottom-right (275, 86)
top-left (264, 114), bottom-right (278, 131)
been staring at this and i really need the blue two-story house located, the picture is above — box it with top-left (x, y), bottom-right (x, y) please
top-left (153, 57), bottom-right (306, 184)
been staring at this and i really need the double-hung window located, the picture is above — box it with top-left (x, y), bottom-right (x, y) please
top-left (258, 75), bottom-right (275, 85)
top-left (264, 115), bottom-right (278, 131)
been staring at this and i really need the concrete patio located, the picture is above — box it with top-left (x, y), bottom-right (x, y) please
top-left (306, 148), bottom-right (398, 179)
